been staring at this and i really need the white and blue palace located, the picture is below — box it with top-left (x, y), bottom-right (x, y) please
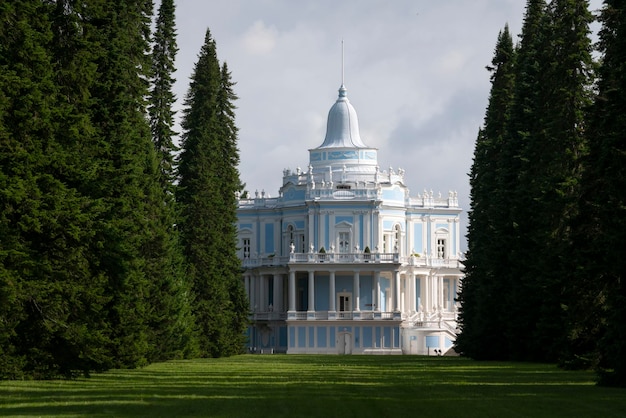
top-left (237, 82), bottom-right (464, 355)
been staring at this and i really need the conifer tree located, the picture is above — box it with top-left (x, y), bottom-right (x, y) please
top-left (177, 30), bottom-right (247, 357)
top-left (576, 0), bottom-right (626, 385)
top-left (530, 0), bottom-right (594, 362)
top-left (150, 0), bottom-right (179, 189)
top-left (495, 0), bottom-right (549, 361)
top-left (215, 62), bottom-right (249, 355)
top-left (146, 0), bottom-right (199, 361)
top-left (80, 0), bottom-right (159, 368)
top-left (0, 0), bottom-right (110, 378)
top-left (457, 25), bottom-right (516, 360)
top-left (508, 0), bottom-right (594, 362)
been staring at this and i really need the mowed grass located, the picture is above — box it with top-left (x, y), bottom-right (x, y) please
top-left (1, 355), bottom-right (626, 418)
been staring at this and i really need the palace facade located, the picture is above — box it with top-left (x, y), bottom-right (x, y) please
top-left (237, 83), bottom-right (463, 355)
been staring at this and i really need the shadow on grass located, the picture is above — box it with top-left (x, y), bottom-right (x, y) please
top-left (1, 356), bottom-right (626, 418)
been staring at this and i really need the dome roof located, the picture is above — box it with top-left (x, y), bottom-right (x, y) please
top-left (317, 85), bottom-right (368, 149)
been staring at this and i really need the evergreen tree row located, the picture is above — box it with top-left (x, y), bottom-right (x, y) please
top-left (457, 0), bottom-right (626, 386)
top-left (0, 0), bottom-right (247, 379)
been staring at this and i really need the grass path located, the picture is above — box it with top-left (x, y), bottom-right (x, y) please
top-left (1, 355), bottom-right (625, 417)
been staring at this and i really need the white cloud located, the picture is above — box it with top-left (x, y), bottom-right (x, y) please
top-left (241, 20), bottom-right (278, 55)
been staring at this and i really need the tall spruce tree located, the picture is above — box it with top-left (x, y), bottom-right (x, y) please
top-left (457, 25), bottom-right (516, 360)
top-left (510, 0), bottom-right (594, 362)
top-left (215, 62), bottom-right (249, 355)
top-left (533, 0), bottom-right (595, 363)
top-left (497, 0), bottom-right (549, 361)
top-left (150, 0), bottom-right (179, 189)
top-left (79, 0), bottom-right (160, 368)
top-left (576, 0), bottom-right (626, 385)
top-left (146, 0), bottom-right (198, 361)
top-left (177, 30), bottom-right (247, 357)
top-left (0, 0), bottom-right (110, 378)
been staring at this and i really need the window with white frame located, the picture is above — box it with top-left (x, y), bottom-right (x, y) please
top-left (437, 238), bottom-right (446, 259)
top-left (394, 224), bottom-right (402, 254)
top-left (383, 224), bottom-right (402, 253)
top-left (242, 237), bottom-right (251, 259)
top-left (339, 231), bottom-right (350, 253)
top-left (284, 224), bottom-right (306, 253)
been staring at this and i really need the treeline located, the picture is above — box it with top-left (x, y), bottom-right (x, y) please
top-left (457, 0), bottom-right (626, 386)
top-left (0, 0), bottom-right (247, 379)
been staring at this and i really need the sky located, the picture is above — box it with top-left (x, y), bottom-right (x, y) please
top-left (171, 0), bottom-right (603, 249)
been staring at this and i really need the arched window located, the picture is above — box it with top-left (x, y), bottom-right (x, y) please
top-left (394, 224), bottom-right (402, 254)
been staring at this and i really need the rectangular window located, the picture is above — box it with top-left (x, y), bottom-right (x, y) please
top-left (437, 238), bottom-right (446, 259)
top-left (338, 293), bottom-right (352, 311)
top-left (243, 238), bottom-right (251, 258)
top-left (339, 232), bottom-right (350, 253)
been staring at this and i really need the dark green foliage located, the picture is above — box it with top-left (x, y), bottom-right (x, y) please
top-left (177, 31), bottom-right (247, 357)
top-left (78, 0), bottom-right (158, 369)
top-left (149, 0), bottom-right (179, 190)
top-left (507, 0), bottom-right (594, 362)
top-left (456, 25), bottom-right (516, 360)
top-left (460, 0), bottom-right (595, 364)
top-left (575, 0), bottom-right (626, 386)
top-left (0, 0), bottom-right (203, 378)
top-left (0, 0), bottom-right (110, 378)
top-left (145, 0), bottom-right (199, 362)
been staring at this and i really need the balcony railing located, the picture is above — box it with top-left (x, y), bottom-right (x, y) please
top-left (281, 310), bottom-right (402, 321)
top-left (242, 253), bottom-right (463, 268)
top-left (289, 252), bottom-right (399, 264)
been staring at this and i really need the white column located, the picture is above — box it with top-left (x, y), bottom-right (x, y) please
top-left (250, 273), bottom-right (257, 312)
top-left (244, 274), bottom-right (250, 309)
top-left (259, 274), bottom-right (266, 312)
top-left (425, 273), bottom-right (431, 312)
top-left (288, 270), bottom-right (296, 312)
top-left (308, 270), bottom-right (315, 312)
top-left (353, 271), bottom-right (360, 312)
top-left (273, 274), bottom-right (282, 312)
top-left (329, 271), bottom-right (336, 312)
top-left (394, 270), bottom-right (400, 312)
top-left (374, 271), bottom-right (381, 311)
top-left (439, 275), bottom-right (444, 310)
top-left (407, 274), bottom-right (414, 313)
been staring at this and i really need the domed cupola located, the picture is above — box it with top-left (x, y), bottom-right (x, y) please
top-left (307, 84), bottom-right (379, 183)
top-left (318, 84), bottom-right (367, 148)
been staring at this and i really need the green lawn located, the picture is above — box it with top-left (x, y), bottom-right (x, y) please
top-left (1, 355), bottom-right (625, 417)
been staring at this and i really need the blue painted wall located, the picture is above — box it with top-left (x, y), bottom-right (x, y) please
top-left (413, 223), bottom-right (423, 253)
top-left (298, 326), bottom-right (306, 347)
top-left (318, 327), bottom-right (327, 347)
top-left (359, 214), bottom-right (364, 249)
top-left (426, 336), bottom-right (440, 348)
top-left (382, 187), bottom-right (404, 202)
top-left (265, 223), bottom-right (274, 254)
top-left (362, 327), bottom-right (373, 348)
top-left (383, 327), bottom-right (391, 348)
top-left (336, 275), bottom-right (353, 293)
top-left (314, 275), bottom-right (329, 311)
top-left (336, 215), bottom-right (353, 225)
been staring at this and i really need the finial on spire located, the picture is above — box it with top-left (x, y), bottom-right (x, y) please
top-left (341, 39), bottom-right (345, 86)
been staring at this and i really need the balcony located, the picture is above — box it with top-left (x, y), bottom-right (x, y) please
top-left (242, 253), bottom-right (463, 269)
top-left (289, 252), bottom-right (399, 264)
top-left (284, 310), bottom-right (402, 321)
